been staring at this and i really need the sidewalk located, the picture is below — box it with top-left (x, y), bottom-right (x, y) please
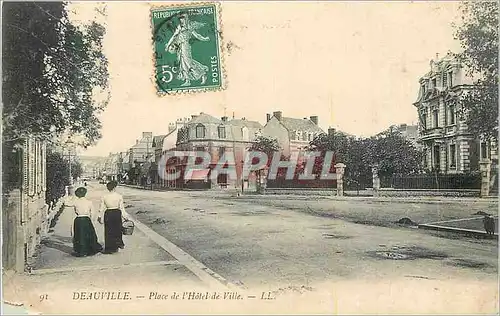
top-left (2, 184), bottom-right (223, 314)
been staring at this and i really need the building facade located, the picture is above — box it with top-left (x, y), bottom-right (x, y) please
top-left (413, 52), bottom-right (497, 174)
top-left (262, 111), bottom-right (325, 157)
top-left (169, 112), bottom-right (263, 189)
top-left (128, 132), bottom-right (154, 165)
top-left (2, 137), bottom-right (50, 272)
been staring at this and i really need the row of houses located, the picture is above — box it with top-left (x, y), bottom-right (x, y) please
top-left (98, 52), bottom-right (497, 190)
top-left (99, 111), bottom-right (326, 190)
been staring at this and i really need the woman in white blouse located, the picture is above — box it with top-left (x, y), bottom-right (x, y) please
top-left (98, 181), bottom-right (127, 254)
top-left (72, 187), bottom-right (103, 257)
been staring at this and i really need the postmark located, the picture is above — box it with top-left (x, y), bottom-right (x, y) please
top-left (150, 2), bottom-right (225, 95)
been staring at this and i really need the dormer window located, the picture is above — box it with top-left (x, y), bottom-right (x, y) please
top-left (218, 125), bottom-right (226, 139)
top-left (302, 132), bottom-right (307, 141)
top-left (241, 126), bottom-right (249, 140)
top-left (195, 124), bottom-right (206, 138)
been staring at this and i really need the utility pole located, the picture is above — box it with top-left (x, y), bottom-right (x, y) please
top-left (66, 137), bottom-right (74, 186)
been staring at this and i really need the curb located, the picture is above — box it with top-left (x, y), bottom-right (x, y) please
top-left (122, 209), bottom-right (240, 291)
top-left (418, 223), bottom-right (499, 240)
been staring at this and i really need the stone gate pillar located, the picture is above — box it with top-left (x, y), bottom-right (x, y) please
top-left (479, 159), bottom-right (492, 198)
top-left (335, 163), bottom-right (346, 196)
top-left (372, 165), bottom-right (380, 197)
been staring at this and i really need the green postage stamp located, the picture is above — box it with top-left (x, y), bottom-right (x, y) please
top-left (151, 3), bottom-right (224, 95)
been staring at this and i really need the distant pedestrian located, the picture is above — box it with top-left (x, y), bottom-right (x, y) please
top-left (71, 187), bottom-right (103, 257)
top-left (98, 181), bottom-right (128, 254)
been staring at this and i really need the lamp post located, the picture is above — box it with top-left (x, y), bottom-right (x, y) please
top-left (66, 137), bottom-right (75, 186)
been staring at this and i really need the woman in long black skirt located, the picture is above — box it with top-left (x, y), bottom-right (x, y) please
top-left (98, 181), bottom-right (128, 254)
top-left (72, 187), bottom-right (103, 257)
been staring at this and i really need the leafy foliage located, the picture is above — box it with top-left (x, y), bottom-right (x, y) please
top-left (249, 136), bottom-right (281, 161)
top-left (2, 2), bottom-right (109, 194)
top-left (308, 127), bottom-right (424, 189)
top-left (454, 1), bottom-right (498, 139)
top-left (365, 128), bottom-right (424, 177)
top-left (45, 150), bottom-right (83, 204)
top-left (2, 2), bottom-right (109, 147)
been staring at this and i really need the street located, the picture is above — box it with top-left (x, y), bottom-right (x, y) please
top-left (121, 184), bottom-right (498, 312)
top-left (4, 182), bottom-right (498, 314)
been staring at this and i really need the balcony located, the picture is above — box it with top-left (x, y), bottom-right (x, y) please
top-left (419, 126), bottom-right (444, 141)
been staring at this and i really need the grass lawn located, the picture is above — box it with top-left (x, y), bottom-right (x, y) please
top-left (226, 197), bottom-right (498, 228)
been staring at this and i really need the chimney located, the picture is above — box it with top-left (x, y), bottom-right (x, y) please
top-left (266, 113), bottom-right (271, 122)
top-left (310, 116), bottom-right (318, 125)
top-left (221, 116), bottom-right (228, 122)
top-left (328, 127), bottom-right (336, 136)
top-left (273, 111), bottom-right (282, 121)
top-left (168, 123), bottom-right (176, 132)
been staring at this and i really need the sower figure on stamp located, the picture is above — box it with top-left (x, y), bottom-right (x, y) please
top-left (72, 187), bottom-right (103, 257)
top-left (165, 13), bottom-right (210, 86)
top-left (98, 181), bottom-right (128, 254)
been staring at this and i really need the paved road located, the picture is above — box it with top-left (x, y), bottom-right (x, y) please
top-left (9, 183), bottom-right (496, 314)
top-left (114, 185), bottom-right (498, 311)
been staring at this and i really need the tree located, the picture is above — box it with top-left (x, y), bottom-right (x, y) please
top-left (45, 151), bottom-right (70, 204)
top-left (2, 2), bottom-right (109, 192)
top-left (308, 131), bottom-right (351, 177)
top-left (454, 1), bottom-right (498, 139)
top-left (3, 2), bottom-right (109, 146)
top-left (71, 161), bottom-right (84, 181)
top-left (308, 127), bottom-right (424, 189)
top-left (248, 136), bottom-right (282, 167)
top-left (366, 128), bottom-right (424, 178)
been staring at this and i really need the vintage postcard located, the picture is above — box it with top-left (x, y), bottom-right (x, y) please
top-left (2, 1), bottom-right (498, 315)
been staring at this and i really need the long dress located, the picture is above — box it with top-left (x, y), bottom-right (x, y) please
top-left (72, 198), bottom-right (102, 256)
top-left (103, 208), bottom-right (124, 252)
top-left (100, 192), bottom-right (126, 253)
top-left (170, 25), bottom-right (209, 82)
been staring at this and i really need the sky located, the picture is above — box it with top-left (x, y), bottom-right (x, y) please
top-left (73, 1), bottom-right (463, 157)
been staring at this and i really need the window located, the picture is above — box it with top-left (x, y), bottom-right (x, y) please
top-left (218, 125), bottom-right (226, 139)
top-left (431, 78), bottom-right (436, 88)
top-left (449, 104), bottom-right (456, 125)
top-left (421, 112), bottom-right (427, 130)
top-left (448, 71), bottom-right (453, 87)
top-left (442, 73), bottom-right (447, 87)
top-left (308, 133), bottom-right (312, 141)
top-left (433, 109), bottom-right (439, 128)
top-left (302, 132), bottom-right (307, 141)
top-left (241, 127), bottom-right (248, 140)
top-left (421, 84), bottom-right (426, 95)
top-left (481, 142), bottom-right (488, 159)
top-left (449, 144), bottom-right (456, 168)
top-left (195, 124), bottom-right (205, 138)
top-left (195, 146), bottom-right (204, 152)
top-left (433, 145), bottom-right (440, 171)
